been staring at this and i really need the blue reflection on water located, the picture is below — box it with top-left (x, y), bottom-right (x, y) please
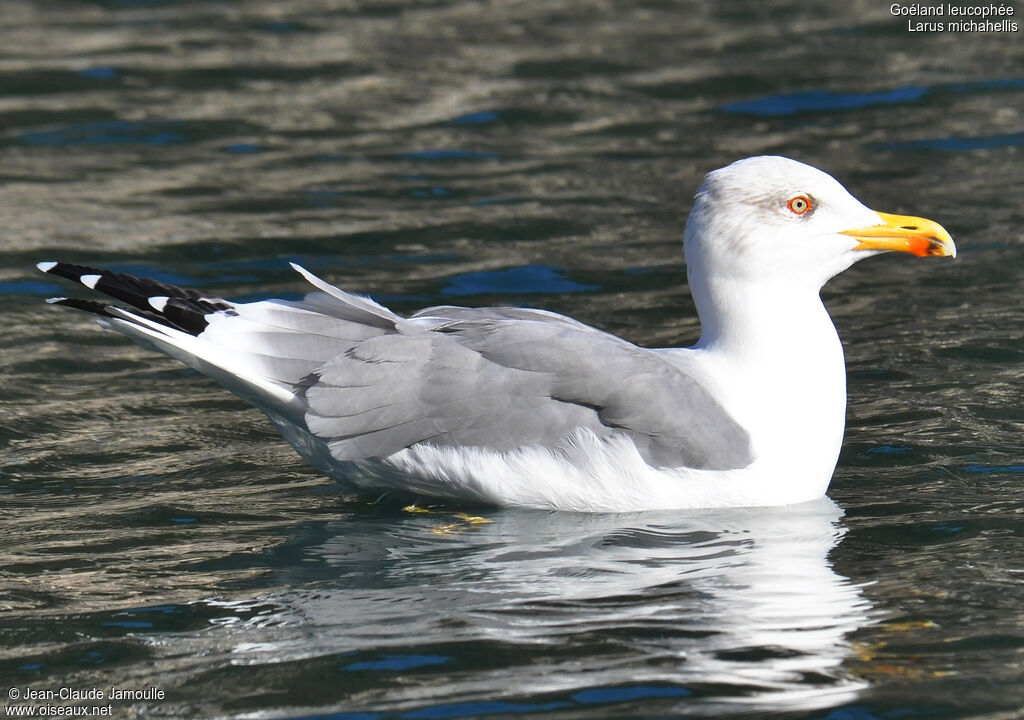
top-left (721, 87), bottom-right (927, 116)
top-left (343, 654), bottom-right (449, 672)
top-left (875, 132), bottom-right (1024, 152)
top-left (572, 685), bottom-right (692, 703)
top-left (77, 67), bottom-right (118, 80)
top-left (401, 700), bottom-right (571, 719)
top-left (225, 143), bottom-right (263, 153)
top-left (18, 120), bottom-right (187, 147)
top-left (448, 111), bottom-right (500, 125)
top-left (0, 280), bottom-right (64, 296)
top-left (721, 77), bottom-right (1024, 116)
top-left (962, 464), bottom-right (1024, 474)
top-left (259, 20), bottom-right (301, 32)
top-left (411, 186), bottom-right (451, 198)
top-left (441, 265), bottom-right (598, 297)
top-left (943, 77), bottom-right (1024, 93)
top-left (864, 445), bottom-right (914, 455)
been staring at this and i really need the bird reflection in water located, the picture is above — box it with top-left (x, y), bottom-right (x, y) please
top-left (200, 497), bottom-right (872, 715)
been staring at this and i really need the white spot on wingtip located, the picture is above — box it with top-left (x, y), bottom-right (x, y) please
top-left (37, 261), bottom-right (57, 272)
top-left (149, 296), bottom-right (169, 312)
top-left (80, 274), bottom-right (102, 289)
top-left (46, 296), bottom-right (67, 304)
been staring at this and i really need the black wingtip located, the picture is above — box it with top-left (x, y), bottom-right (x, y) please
top-left (38, 260), bottom-right (233, 336)
top-left (37, 260), bottom-right (107, 288)
top-left (46, 296), bottom-right (116, 317)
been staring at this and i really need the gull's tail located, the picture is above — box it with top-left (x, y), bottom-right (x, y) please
top-left (38, 260), bottom-right (236, 334)
top-left (36, 261), bottom-right (399, 426)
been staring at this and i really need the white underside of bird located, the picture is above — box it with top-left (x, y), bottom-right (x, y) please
top-left (39, 156), bottom-right (955, 511)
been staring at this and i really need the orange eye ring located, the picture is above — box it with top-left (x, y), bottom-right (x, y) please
top-left (787, 195), bottom-right (812, 215)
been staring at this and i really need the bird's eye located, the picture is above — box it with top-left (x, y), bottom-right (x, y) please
top-left (786, 195), bottom-right (812, 215)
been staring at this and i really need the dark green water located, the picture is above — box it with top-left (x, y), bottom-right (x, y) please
top-left (1, 1), bottom-right (1022, 718)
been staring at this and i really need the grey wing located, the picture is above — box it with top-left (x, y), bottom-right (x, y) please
top-left (415, 307), bottom-right (752, 470)
top-left (304, 306), bottom-right (752, 471)
top-left (304, 330), bottom-right (608, 461)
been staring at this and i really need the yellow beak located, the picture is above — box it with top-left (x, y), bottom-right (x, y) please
top-left (841, 212), bottom-right (956, 258)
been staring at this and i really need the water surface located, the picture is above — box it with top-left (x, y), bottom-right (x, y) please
top-left (1, 1), bottom-right (1022, 718)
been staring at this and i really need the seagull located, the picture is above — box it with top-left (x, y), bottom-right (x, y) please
top-left (38, 156), bottom-right (955, 511)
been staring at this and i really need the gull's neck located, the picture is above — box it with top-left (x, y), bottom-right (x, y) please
top-left (685, 272), bottom-right (848, 491)
top-left (692, 275), bottom-right (832, 354)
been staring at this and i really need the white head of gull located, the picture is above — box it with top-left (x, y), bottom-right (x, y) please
top-left (39, 156), bottom-right (955, 511)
